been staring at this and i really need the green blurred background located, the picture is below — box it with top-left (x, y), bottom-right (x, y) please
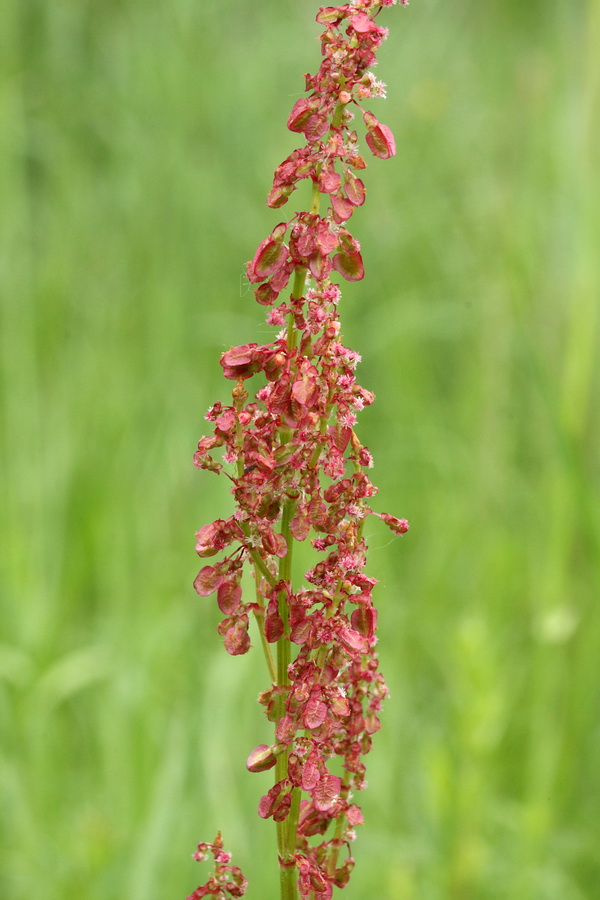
top-left (1, 0), bottom-right (599, 897)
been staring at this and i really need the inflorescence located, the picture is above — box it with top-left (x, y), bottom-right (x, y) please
top-left (189, 4), bottom-right (409, 898)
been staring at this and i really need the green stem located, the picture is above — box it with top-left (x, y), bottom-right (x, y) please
top-left (279, 855), bottom-right (299, 900)
top-left (310, 179), bottom-right (321, 214)
top-left (327, 776), bottom-right (351, 877)
top-left (309, 402), bottom-right (334, 468)
top-left (274, 263), bottom-right (311, 900)
top-left (278, 500), bottom-right (294, 628)
top-left (249, 546), bottom-right (277, 587)
top-left (274, 174), bottom-right (324, 897)
top-left (285, 265), bottom-right (307, 351)
top-left (252, 575), bottom-right (277, 684)
top-left (277, 497), bottom-right (294, 680)
top-left (286, 786), bottom-right (302, 856)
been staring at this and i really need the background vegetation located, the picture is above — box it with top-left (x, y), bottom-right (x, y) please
top-left (1, 0), bottom-right (598, 897)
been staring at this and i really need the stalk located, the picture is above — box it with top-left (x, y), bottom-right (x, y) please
top-left (275, 263), bottom-right (306, 900)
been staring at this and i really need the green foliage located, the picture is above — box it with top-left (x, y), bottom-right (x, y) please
top-left (1, 1), bottom-right (598, 897)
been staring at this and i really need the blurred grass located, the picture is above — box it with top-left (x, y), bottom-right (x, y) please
top-left (1, 0), bottom-right (599, 897)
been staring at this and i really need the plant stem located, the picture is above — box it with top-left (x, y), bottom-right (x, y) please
top-left (252, 576), bottom-right (277, 683)
top-left (327, 775), bottom-right (351, 877)
top-left (274, 261), bottom-right (311, 900)
top-left (286, 786), bottom-right (302, 856)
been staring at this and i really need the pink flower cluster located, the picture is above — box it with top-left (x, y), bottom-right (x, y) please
top-left (190, 3), bottom-right (408, 898)
top-left (187, 833), bottom-right (247, 900)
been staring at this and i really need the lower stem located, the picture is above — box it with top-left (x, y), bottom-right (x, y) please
top-left (279, 862), bottom-right (299, 900)
top-left (275, 261), bottom-right (310, 900)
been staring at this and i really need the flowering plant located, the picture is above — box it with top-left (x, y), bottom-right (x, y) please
top-left (189, 3), bottom-right (409, 898)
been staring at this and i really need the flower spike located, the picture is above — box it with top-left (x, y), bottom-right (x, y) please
top-left (189, 4), bottom-right (410, 899)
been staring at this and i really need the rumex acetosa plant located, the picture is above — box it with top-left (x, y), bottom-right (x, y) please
top-left (189, 3), bottom-right (409, 899)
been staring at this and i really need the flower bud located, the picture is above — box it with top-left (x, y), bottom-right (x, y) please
top-left (344, 174), bottom-right (366, 206)
top-left (363, 111), bottom-right (396, 159)
top-left (193, 566), bottom-right (223, 597)
top-left (220, 344), bottom-right (260, 380)
top-left (332, 249), bottom-right (365, 282)
top-left (246, 744), bottom-right (278, 773)
top-left (287, 97), bottom-right (315, 133)
top-left (217, 581), bottom-right (242, 615)
top-left (313, 774), bottom-right (342, 812)
top-left (249, 238), bottom-right (288, 282)
top-left (379, 513), bottom-right (409, 534)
